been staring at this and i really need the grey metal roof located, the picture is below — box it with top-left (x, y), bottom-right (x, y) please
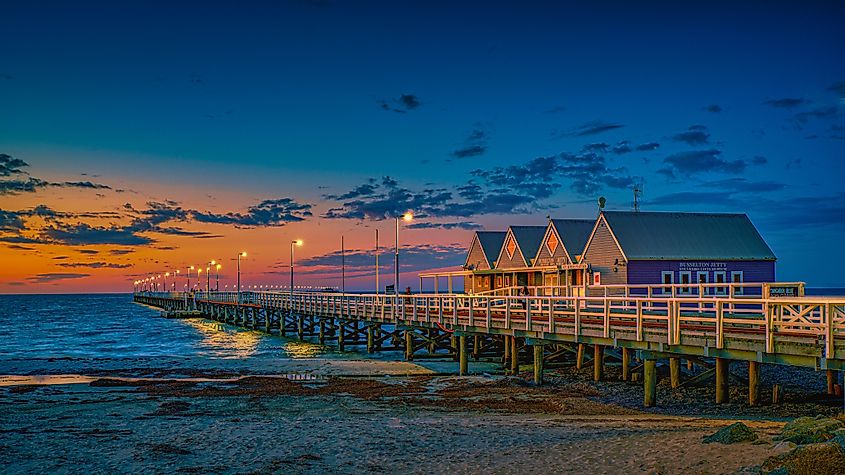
top-left (601, 211), bottom-right (776, 260)
top-left (476, 231), bottom-right (506, 268)
top-left (550, 219), bottom-right (595, 261)
top-left (509, 225), bottom-right (547, 265)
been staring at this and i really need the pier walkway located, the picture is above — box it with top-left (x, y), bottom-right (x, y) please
top-left (134, 284), bottom-right (845, 407)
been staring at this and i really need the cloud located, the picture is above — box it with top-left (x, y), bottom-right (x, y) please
top-left (0, 154), bottom-right (29, 176)
top-left (793, 106), bottom-right (839, 125)
top-left (649, 191), bottom-right (742, 207)
top-left (752, 156), bottom-right (768, 165)
top-left (324, 176), bottom-right (453, 220)
top-left (109, 249), bottom-right (134, 255)
top-left (672, 125), bottom-right (710, 146)
top-left (406, 221), bottom-right (482, 230)
top-left (450, 128), bottom-right (488, 159)
top-left (764, 98), bottom-right (809, 108)
top-left (560, 121), bottom-right (624, 137)
top-left (635, 142), bottom-right (660, 151)
top-left (295, 243), bottom-right (466, 276)
top-left (703, 104), bottom-right (722, 113)
top-left (78, 249), bottom-right (100, 255)
top-left (0, 177), bottom-right (49, 195)
top-left (56, 262), bottom-right (132, 269)
top-left (611, 141), bottom-right (632, 154)
top-left (53, 181), bottom-right (111, 190)
top-left (0, 210), bottom-right (26, 232)
top-left (41, 223), bottom-right (155, 246)
top-left (662, 149), bottom-right (746, 176)
top-left (377, 94), bottom-right (422, 113)
top-left (191, 198), bottom-right (312, 227)
top-left (323, 181), bottom-right (378, 200)
top-left (581, 143), bottom-right (608, 153)
top-left (829, 81), bottom-right (845, 98)
top-left (696, 178), bottom-right (784, 193)
top-left (6, 244), bottom-right (34, 251)
top-left (26, 273), bottom-right (90, 283)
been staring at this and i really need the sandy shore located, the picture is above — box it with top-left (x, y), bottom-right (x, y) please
top-left (0, 365), bottom-right (817, 475)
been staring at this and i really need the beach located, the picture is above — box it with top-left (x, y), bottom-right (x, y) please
top-left (1, 294), bottom-right (843, 474)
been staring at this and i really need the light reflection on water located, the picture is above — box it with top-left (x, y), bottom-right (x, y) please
top-left (0, 294), bottom-right (337, 361)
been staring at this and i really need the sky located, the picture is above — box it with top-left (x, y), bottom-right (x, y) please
top-left (1, 0), bottom-right (844, 293)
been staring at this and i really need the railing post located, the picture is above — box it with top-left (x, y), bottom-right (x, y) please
top-left (548, 297), bottom-right (554, 334)
top-left (716, 301), bottom-right (724, 349)
top-left (486, 297), bottom-right (492, 329)
top-left (603, 298), bottom-right (611, 339)
top-left (826, 303), bottom-right (834, 359)
top-left (574, 298), bottom-right (581, 337)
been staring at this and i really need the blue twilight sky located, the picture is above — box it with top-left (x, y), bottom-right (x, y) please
top-left (1, 1), bottom-right (844, 290)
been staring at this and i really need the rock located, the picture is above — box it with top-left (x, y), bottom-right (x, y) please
top-left (703, 422), bottom-right (758, 444)
top-left (761, 442), bottom-right (845, 475)
top-left (775, 416), bottom-right (845, 445)
top-left (772, 440), bottom-right (798, 452)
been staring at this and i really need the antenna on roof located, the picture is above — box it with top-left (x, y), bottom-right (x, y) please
top-left (632, 184), bottom-right (643, 212)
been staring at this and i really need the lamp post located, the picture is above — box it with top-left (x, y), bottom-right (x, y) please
top-left (206, 266), bottom-right (210, 293)
top-left (290, 240), bottom-right (303, 314)
top-left (237, 251), bottom-right (247, 305)
top-left (157, 274), bottom-right (162, 292)
top-left (395, 212), bottom-right (413, 296)
top-left (187, 266), bottom-right (194, 291)
top-left (197, 267), bottom-right (203, 294)
top-left (215, 263), bottom-right (221, 291)
top-left (164, 272), bottom-right (169, 293)
top-left (173, 270), bottom-right (180, 291)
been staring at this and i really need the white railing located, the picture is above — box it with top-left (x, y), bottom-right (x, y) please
top-left (135, 288), bottom-right (844, 359)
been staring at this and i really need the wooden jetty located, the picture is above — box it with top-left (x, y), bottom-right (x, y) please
top-left (134, 282), bottom-right (845, 408)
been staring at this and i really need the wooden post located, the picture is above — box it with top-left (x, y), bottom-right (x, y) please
top-left (621, 347), bottom-right (630, 381)
top-left (451, 335), bottom-right (459, 361)
top-left (644, 359), bottom-right (657, 407)
top-left (669, 357), bottom-right (681, 388)
top-left (687, 359), bottom-right (694, 371)
top-left (459, 335), bottom-right (468, 376)
top-left (472, 335), bottom-right (480, 361)
top-left (772, 384), bottom-right (782, 404)
top-left (715, 357), bottom-right (729, 404)
top-left (593, 344), bottom-right (603, 382)
top-left (503, 335), bottom-right (510, 369)
top-left (280, 312), bottom-right (287, 337)
top-left (404, 330), bottom-right (413, 361)
top-left (576, 343), bottom-right (585, 370)
top-left (827, 369), bottom-right (836, 396)
top-left (318, 319), bottom-right (325, 345)
top-left (533, 343), bottom-right (544, 385)
top-left (338, 322), bottom-right (346, 352)
top-left (748, 361), bottom-right (760, 406)
top-left (297, 316), bottom-right (304, 339)
top-left (367, 325), bottom-right (375, 354)
top-left (510, 336), bottom-right (519, 374)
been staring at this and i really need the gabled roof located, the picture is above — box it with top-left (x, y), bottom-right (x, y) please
top-left (599, 211), bottom-right (776, 260)
top-left (474, 231), bottom-right (506, 268)
top-left (549, 219), bottom-right (595, 261)
top-left (505, 225), bottom-right (547, 266)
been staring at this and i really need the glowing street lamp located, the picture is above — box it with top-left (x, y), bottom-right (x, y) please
top-left (215, 263), bottom-right (221, 291)
top-left (290, 239), bottom-right (303, 315)
top-left (164, 272), bottom-right (170, 293)
top-left (237, 251), bottom-right (247, 305)
top-left (395, 211), bottom-right (413, 296)
top-left (187, 265), bottom-right (194, 291)
top-left (197, 267), bottom-right (203, 293)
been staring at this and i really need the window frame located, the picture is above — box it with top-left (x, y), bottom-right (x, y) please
top-left (714, 271), bottom-right (727, 296)
top-left (731, 271), bottom-right (744, 295)
top-left (661, 271), bottom-right (674, 295)
top-left (679, 271), bottom-right (692, 295)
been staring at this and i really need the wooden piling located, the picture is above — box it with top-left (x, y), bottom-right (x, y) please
top-left (503, 335), bottom-right (511, 369)
top-left (576, 343), bottom-right (585, 370)
top-left (510, 336), bottom-right (519, 374)
top-left (459, 335), bottom-right (468, 376)
top-left (748, 361), bottom-right (760, 406)
top-left (318, 319), bottom-right (325, 345)
top-left (533, 344), bottom-right (544, 385)
top-left (772, 384), bottom-right (782, 404)
top-left (644, 359), bottom-right (657, 407)
top-left (472, 335), bottom-right (480, 361)
top-left (827, 369), bottom-right (836, 396)
top-left (338, 323), bottom-right (346, 352)
top-left (297, 316), bottom-right (304, 339)
top-left (593, 344), bottom-right (603, 382)
top-left (669, 357), bottom-right (681, 388)
top-left (621, 347), bottom-right (630, 381)
top-left (404, 330), bottom-right (413, 361)
top-left (715, 357), bottom-right (729, 404)
top-left (366, 325), bottom-right (375, 354)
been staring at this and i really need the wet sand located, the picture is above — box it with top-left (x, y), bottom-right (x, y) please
top-left (0, 362), bottom-right (823, 475)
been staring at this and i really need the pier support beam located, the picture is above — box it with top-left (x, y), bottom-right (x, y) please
top-left (748, 361), bottom-right (760, 406)
top-left (404, 330), bottom-right (413, 361)
top-left (827, 369), bottom-right (836, 396)
top-left (621, 347), bottom-right (630, 381)
top-left (459, 335), bottom-right (468, 376)
top-left (338, 323), bottom-right (346, 352)
top-left (367, 325), bottom-right (375, 354)
top-left (533, 343), bottom-right (544, 385)
top-left (510, 336), bottom-right (519, 375)
top-left (576, 344), bottom-right (585, 370)
top-left (318, 320), bottom-right (325, 345)
top-left (644, 359), bottom-right (657, 407)
top-left (593, 344), bottom-right (603, 382)
top-left (669, 357), bottom-right (681, 388)
top-left (502, 335), bottom-right (510, 369)
top-left (715, 357), bottom-right (730, 404)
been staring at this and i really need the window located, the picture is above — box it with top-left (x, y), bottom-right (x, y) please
top-left (731, 271), bottom-right (744, 295)
top-left (697, 271), bottom-right (709, 296)
top-left (714, 271), bottom-right (727, 296)
top-left (679, 271), bottom-right (692, 295)
top-left (661, 271), bottom-right (674, 295)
